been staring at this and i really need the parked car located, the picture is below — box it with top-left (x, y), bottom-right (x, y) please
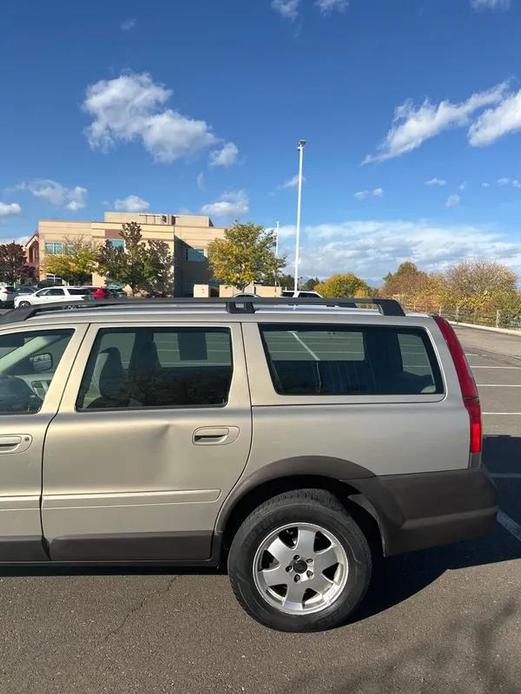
top-left (13, 286), bottom-right (90, 308)
top-left (0, 285), bottom-right (16, 308)
top-left (15, 286), bottom-right (38, 297)
top-left (281, 289), bottom-right (322, 298)
top-left (0, 296), bottom-right (496, 631)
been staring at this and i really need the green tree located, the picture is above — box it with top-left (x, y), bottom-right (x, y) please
top-left (143, 240), bottom-right (173, 296)
top-left (44, 239), bottom-right (98, 285)
top-left (208, 222), bottom-right (285, 291)
top-left (315, 273), bottom-right (370, 298)
top-left (302, 277), bottom-right (320, 291)
top-left (0, 242), bottom-right (27, 284)
top-left (96, 222), bottom-right (148, 295)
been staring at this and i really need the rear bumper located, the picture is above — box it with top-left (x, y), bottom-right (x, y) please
top-left (349, 468), bottom-right (497, 556)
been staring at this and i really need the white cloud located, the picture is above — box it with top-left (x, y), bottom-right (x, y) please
top-left (495, 177), bottom-right (521, 189)
top-left (16, 179), bottom-right (87, 210)
top-left (200, 190), bottom-right (249, 222)
top-left (0, 202), bottom-right (21, 222)
top-left (271, 0), bottom-right (300, 21)
top-left (459, 181), bottom-right (468, 191)
top-left (277, 174), bottom-right (305, 191)
top-left (196, 172), bottom-right (205, 191)
top-left (83, 72), bottom-right (222, 163)
top-left (209, 142), bottom-right (239, 167)
top-left (364, 82), bottom-right (508, 163)
top-left (445, 194), bottom-right (461, 208)
top-left (276, 219), bottom-right (521, 280)
top-left (482, 182), bottom-right (490, 188)
top-left (469, 90), bottom-right (521, 146)
top-left (120, 18), bottom-right (136, 31)
top-left (470, 0), bottom-right (511, 10)
top-left (315, 0), bottom-right (349, 14)
top-left (354, 187), bottom-right (383, 201)
top-left (113, 195), bottom-right (150, 212)
top-left (425, 177), bottom-right (447, 186)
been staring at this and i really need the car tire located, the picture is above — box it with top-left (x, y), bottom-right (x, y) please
top-left (228, 488), bottom-right (372, 632)
top-left (18, 301), bottom-right (31, 308)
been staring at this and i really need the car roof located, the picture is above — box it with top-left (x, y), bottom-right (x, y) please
top-left (0, 297), bottom-right (433, 329)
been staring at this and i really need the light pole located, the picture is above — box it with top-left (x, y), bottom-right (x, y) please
top-left (274, 220), bottom-right (280, 286)
top-left (294, 139), bottom-right (306, 294)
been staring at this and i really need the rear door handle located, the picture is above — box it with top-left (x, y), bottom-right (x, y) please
top-left (193, 426), bottom-right (239, 446)
top-left (0, 435), bottom-right (32, 454)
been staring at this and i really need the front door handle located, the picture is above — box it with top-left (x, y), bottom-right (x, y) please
top-left (0, 434), bottom-right (32, 454)
top-left (193, 426), bottom-right (239, 446)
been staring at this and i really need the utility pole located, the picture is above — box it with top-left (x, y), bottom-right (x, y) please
top-left (294, 139), bottom-right (306, 294)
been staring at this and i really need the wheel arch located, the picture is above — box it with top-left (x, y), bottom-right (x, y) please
top-left (216, 456), bottom-right (386, 559)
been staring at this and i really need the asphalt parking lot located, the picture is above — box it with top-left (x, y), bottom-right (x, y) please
top-left (0, 323), bottom-right (520, 694)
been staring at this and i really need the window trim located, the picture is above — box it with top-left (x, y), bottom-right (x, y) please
top-left (74, 325), bottom-right (235, 413)
top-left (258, 322), bottom-right (445, 399)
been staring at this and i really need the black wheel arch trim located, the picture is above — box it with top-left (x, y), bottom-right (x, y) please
top-left (215, 455), bottom-right (378, 534)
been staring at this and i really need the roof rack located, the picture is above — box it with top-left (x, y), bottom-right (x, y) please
top-left (0, 296), bottom-right (405, 325)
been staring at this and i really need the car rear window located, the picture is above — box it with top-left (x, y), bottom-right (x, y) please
top-left (259, 324), bottom-right (443, 396)
top-left (68, 288), bottom-right (87, 295)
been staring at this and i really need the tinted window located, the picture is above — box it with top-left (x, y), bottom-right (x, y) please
top-left (77, 327), bottom-right (233, 410)
top-left (0, 330), bottom-right (73, 414)
top-left (260, 324), bottom-right (442, 396)
top-left (67, 288), bottom-right (87, 295)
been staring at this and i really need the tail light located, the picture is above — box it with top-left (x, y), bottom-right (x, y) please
top-left (434, 316), bottom-right (482, 455)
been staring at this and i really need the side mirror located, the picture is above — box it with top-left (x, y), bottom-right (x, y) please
top-left (30, 352), bottom-right (53, 373)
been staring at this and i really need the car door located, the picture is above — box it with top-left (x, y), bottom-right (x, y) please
top-left (42, 321), bottom-right (252, 561)
top-left (0, 323), bottom-right (86, 560)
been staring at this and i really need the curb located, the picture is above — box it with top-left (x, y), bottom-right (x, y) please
top-left (450, 321), bottom-right (521, 337)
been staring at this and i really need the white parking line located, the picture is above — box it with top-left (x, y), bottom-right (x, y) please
top-left (289, 331), bottom-right (319, 360)
top-left (483, 412), bottom-right (521, 415)
top-left (471, 366), bottom-right (521, 369)
top-left (497, 510), bottom-right (521, 543)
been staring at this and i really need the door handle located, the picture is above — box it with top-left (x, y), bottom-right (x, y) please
top-left (193, 426), bottom-right (239, 446)
top-left (0, 434), bottom-right (32, 454)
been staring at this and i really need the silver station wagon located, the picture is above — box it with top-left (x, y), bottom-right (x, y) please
top-left (0, 297), bottom-right (496, 631)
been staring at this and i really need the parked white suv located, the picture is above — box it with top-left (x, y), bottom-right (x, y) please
top-left (281, 290), bottom-right (322, 298)
top-left (14, 286), bottom-right (89, 308)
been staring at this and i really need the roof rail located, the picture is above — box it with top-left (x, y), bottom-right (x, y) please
top-left (0, 296), bottom-right (405, 324)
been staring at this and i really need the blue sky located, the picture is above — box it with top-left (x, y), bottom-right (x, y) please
top-left (1, 0), bottom-right (521, 283)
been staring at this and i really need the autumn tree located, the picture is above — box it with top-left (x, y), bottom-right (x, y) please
top-left (444, 260), bottom-right (517, 309)
top-left (44, 238), bottom-right (98, 285)
top-left (315, 273), bottom-right (370, 298)
top-left (0, 242), bottom-right (27, 284)
top-left (208, 222), bottom-right (285, 291)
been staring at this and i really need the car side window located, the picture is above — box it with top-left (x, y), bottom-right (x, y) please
top-left (76, 326), bottom-right (233, 411)
top-left (260, 324), bottom-right (443, 396)
top-left (0, 330), bottom-right (74, 414)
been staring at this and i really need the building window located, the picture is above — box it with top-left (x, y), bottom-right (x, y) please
top-left (45, 242), bottom-right (64, 255)
top-left (107, 239), bottom-right (125, 250)
top-left (187, 247), bottom-right (206, 262)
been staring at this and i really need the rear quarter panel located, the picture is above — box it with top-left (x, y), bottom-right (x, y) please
top-left (241, 314), bottom-right (469, 477)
